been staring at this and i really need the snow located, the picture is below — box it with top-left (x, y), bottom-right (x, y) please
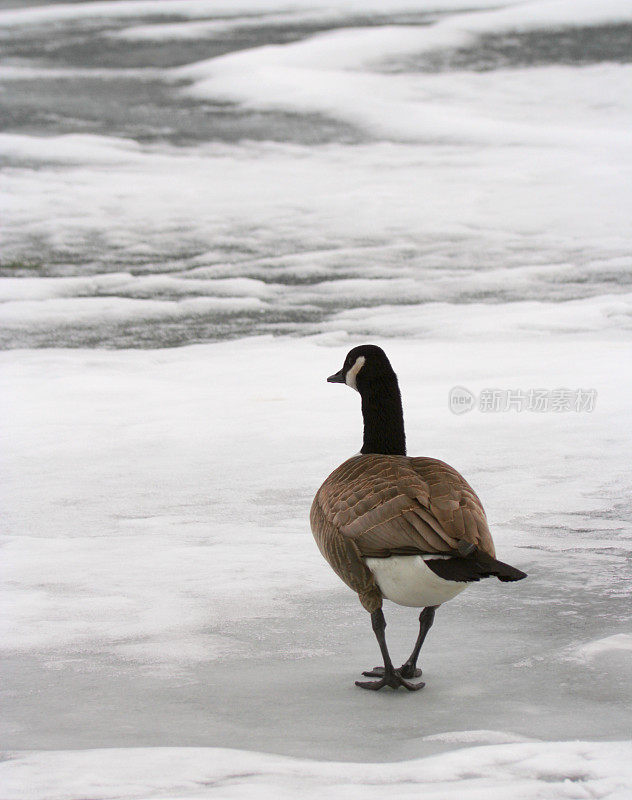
top-left (0, 274), bottom-right (272, 303)
top-left (0, 66), bottom-right (160, 81)
top-left (2, 741), bottom-right (632, 800)
top-left (323, 294), bottom-right (632, 337)
top-left (0, 133), bottom-right (143, 164)
top-left (569, 634), bottom-right (632, 663)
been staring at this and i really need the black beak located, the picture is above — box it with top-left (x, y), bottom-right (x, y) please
top-left (327, 369), bottom-right (346, 384)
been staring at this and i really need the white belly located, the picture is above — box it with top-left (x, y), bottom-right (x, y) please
top-left (365, 555), bottom-right (468, 608)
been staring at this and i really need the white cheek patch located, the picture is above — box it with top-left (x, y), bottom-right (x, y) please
top-left (345, 355), bottom-right (365, 391)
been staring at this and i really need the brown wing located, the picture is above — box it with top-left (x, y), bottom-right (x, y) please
top-left (408, 456), bottom-right (496, 558)
top-left (311, 454), bottom-right (495, 563)
top-left (310, 497), bottom-right (383, 613)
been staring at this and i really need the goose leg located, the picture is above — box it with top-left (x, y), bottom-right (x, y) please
top-left (355, 609), bottom-right (425, 691)
top-left (400, 605), bottom-right (436, 677)
top-left (362, 606), bottom-right (436, 680)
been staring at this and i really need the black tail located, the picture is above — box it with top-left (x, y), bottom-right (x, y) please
top-left (426, 548), bottom-right (527, 583)
top-left (472, 550), bottom-right (527, 582)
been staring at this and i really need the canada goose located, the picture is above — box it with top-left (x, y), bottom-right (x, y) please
top-left (310, 345), bottom-right (527, 691)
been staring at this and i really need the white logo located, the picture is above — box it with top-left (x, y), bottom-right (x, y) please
top-left (449, 386), bottom-right (476, 415)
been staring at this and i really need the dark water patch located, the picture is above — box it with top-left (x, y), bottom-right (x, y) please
top-left (0, 258), bottom-right (46, 277)
top-left (0, 307), bottom-right (322, 350)
top-left (0, 245), bottom-right (208, 279)
top-left (0, 75), bottom-right (363, 145)
top-left (1, 26), bottom-right (255, 69)
top-left (0, 13), bottom-right (436, 69)
top-left (391, 24), bottom-right (632, 73)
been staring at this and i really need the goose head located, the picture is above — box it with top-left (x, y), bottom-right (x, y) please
top-left (327, 344), bottom-right (397, 393)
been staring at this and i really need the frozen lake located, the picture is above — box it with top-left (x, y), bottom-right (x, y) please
top-left (1, 1), bottom-right (631, 798)
top-left (2, 0), bottom-right (632, 348)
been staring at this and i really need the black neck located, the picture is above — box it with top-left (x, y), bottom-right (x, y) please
top-left (359, 379), bottom-right (406, 456)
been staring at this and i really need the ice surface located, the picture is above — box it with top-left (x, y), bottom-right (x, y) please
top-left (2, 337), bottom-right (631, 764)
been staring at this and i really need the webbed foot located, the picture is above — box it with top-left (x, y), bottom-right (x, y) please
top-left (355, 667), bottom-right (424, 691)
top-left (361, 664), bottom-right (422, 679)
